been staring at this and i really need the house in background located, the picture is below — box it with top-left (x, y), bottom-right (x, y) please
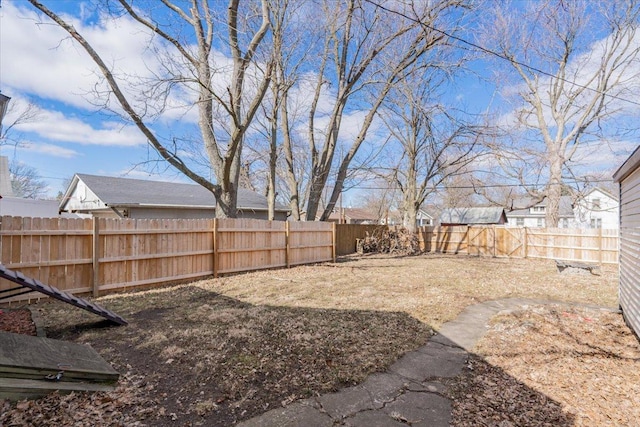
top-left (506, 189), bottom-right (619, 229)
top-left (59, 173), bottom-right (289, 220)
top-left (416, 209), bottom-right (434, 227)
top-left (379, 208), bottom-right (434, 228)
top-left (0, 156), bottom-right (12, 197)
top-left (506, 196), bottom-right (575, 228)
top-left (573, 188), bottom-right (619, 229)
top-left (439, 207), bottom-right (508, 226)
top-left (0, 197), bottom-right (62, 218)
top-left (325, 207), bottom-right (379, 224)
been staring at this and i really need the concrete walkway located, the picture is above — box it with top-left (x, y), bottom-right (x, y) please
top-left (237, 298), bottom-right (602, 427)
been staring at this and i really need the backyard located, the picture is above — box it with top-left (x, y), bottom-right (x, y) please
top-left (1, 253), bottom-right (637, 426)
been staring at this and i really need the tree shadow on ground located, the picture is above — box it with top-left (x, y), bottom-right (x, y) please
top-left (32, 285), bottom-right (433, 427)
top-left (448, 354), bottom-right (574, 426)
top-left (12, 287), bottom-right (582, 427)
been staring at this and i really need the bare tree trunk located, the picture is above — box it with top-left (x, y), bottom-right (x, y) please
top-left (402, 153), bottom-right (418, 233)
top-left (403, 203), bottom-right (419, 234)
top-left (281, 89), bottom-right (301, 220)
top-left (546, 155), bottom-right (563, 227)
top-left (267, 100), bottom-right (278, 221)
top-left (28, 0), bottom-right (273, 219)
top-left (305, 101), bottom-right (345, 221)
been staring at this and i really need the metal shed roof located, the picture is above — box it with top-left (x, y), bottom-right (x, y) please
top-left (440, 207), bottom-right (507, 225)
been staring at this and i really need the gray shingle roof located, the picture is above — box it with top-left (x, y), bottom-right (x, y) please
top-left (327, 208), bottom-right (378, 221)
top-left (440, 207), bottom-right (507, 225)
top-left (75, 174), bottom-right (288, 212)
top-left (508, 195), bottom-right (574, 217)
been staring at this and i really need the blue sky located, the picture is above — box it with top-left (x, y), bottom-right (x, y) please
top-left (0, 0), bottom-right (183, 196)
top-left (0, 0), bottom-right (638, 200)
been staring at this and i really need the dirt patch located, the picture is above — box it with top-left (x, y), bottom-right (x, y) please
top-left (450, 305), bottom-right (640, 426)
top-left (0, 254), bottom-right (622, 426)
top-left (0, 308), bottom-right (36, 336)
top-left (3, 286), bottom-right (431, 426)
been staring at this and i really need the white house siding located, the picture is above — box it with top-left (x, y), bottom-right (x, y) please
top-left (506, 217), bottom-right (546, 228)
top-left (616, 159), bottom-right (640, 338)
top-left (122, 207), bottom-right (286, 221)
top-left (416, 210), bottom-right (433, 227)
top-left (63, 182), bottom-right (108, 212)
top-left (573, 189), bottom-right (619, 230)
top-left (125, 207), bottom-right (213, 219)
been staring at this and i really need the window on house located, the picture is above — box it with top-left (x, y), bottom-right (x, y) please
top-left (592, 198), bottom-right (601, 210)
top-left (561, 218), bottom-right (569, 228)
top-left (516, 218), bottom-right (524, 226)
top-left (531, 206), bottom-right (545, 213)
top-left (537, 218), bottom-right (544, 227)
top-left (590, 218), bottom-right (602, 229)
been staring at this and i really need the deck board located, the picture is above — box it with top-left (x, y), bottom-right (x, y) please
top-left (0, 331), bottom-right (118, 385)
top-left (0, 377), bottom-right (116, 400)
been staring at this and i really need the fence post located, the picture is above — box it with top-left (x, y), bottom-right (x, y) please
top-left (598, 227), bottom-right (603, 265)
top-left (523, 227), bottom-right (528, 259)
top-left (332, 222), bottom-right (337, 263)
top-left (466, 225), bottom-right (471, 256)
top-left (493, 225), bottom-right (497, 258)
top-left (92, 218), bottom-right (100, 297)
top-left (285, 221), bottom-right (290, 268)
top-left (213, 218), bottom-right (218, 278)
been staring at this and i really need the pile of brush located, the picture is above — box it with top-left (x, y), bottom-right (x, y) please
top-left (357, 227), bottom-right (420, 256)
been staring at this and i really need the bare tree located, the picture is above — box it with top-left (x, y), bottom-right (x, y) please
top-left (482, 0), bottom-right (640, 226)
top-left (0, 101), bottom-right (48, 199)
top-left (0, 101), bottom-right (40, 148)
top-left (10, 161), bottom-right (48, 199)
top-left (438, 173), bottom-right (481, 209)
top-left (295, 0), bottom-right (469, 221)
top-left (356, 178), bottom-right (399, 223)
top-left (27, 0), bottom-right (272, 218)
top-left (248, 0), bottom-right (312, 220)
top-left (379, 74), bottom-right (485, 233)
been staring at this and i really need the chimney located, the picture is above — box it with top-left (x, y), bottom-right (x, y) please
top-left (0, 156), bottom-right (14, 197)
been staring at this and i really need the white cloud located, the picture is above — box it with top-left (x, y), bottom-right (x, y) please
top-left (18, 141), bottom-right (79, 158)
top-left (14, 105), bottom-right (146, 147)
top-left (1, 2), bottom-right (162, 110)
top-left (1, 3), bottom-right (100, 108)
top-left (570, 139), bottom-right (638, 174)
top-left (309, 109), bottom-right (385, 146)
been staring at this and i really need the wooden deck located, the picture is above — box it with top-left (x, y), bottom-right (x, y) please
top-left (0, 331), bottom-right (119, 400)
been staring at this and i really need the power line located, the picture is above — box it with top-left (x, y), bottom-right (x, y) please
top-left (364, 0), bottom-right (640, 108)
top-left (345, 177), bottom-right (614, 191)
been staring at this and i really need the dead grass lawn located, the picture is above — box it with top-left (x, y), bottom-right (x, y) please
top-left (197, 254), bottom-right (618, 328)
top-left (0, 254), bottom-right (622, 426)
top-left (450, 305), bottom-right (640, 426)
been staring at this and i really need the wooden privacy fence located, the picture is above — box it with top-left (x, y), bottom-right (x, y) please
top-left (0, 219), bottom-right (618, 303)
top-left (334, 224), bottom-right (386, 255)
top-left (417, 225), bottom-right (618, 264)
top-left (0, 217), bottom-right (334, 302)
